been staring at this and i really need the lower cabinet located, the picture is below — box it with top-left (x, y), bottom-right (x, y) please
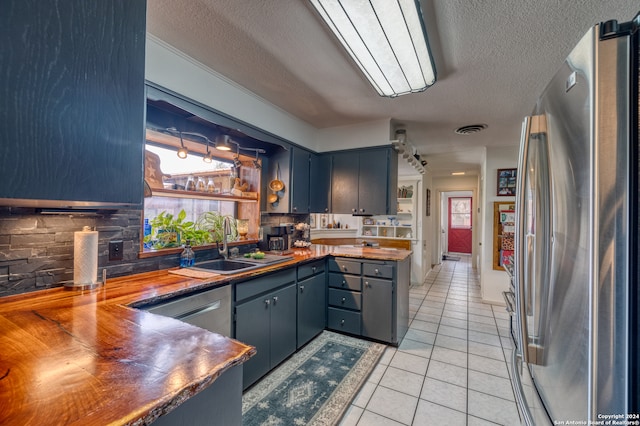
top-left (234, 269), bottom-right (297, 390)
top-left (297, 260), bottom-right (327, 348)
top-left (327, 257), bottom-right (410, 345)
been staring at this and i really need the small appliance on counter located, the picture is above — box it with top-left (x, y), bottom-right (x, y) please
top-left (262, 224), bottom-right (295, 253)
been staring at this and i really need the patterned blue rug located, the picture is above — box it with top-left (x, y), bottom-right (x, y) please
top-left (242, 331), bottom-right (386, 426)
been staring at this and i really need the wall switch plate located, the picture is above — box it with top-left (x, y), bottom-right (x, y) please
top-left (109, 240), bottom-right (124, 261)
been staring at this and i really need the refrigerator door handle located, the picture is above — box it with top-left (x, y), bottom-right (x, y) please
top-left (511, 348), bottom-right (535, 426)
top-left (515, 116), bottom-right (533, 364)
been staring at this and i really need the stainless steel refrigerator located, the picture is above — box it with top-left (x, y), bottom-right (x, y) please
top-left (505, 13), bottom-right (640, 425)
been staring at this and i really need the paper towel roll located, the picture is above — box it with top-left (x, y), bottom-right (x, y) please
top-left (74, 226), bottom-right (98, 285)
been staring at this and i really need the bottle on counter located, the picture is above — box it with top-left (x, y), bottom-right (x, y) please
top-left (180, 240), bottom-right (195, 268)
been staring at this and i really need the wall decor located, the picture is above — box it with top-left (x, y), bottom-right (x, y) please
top-left (426, 189), bottom-right (431, 216)
top-left (497, 168), bottom-right (517, 196)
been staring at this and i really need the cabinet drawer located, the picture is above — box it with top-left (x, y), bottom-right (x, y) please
top-left (297, 260), bottom-right (325, 281)
top-left (363, 262), bottom-right (394, 279)
top-left (328, 273), bottom-right (362, 291)
top-left (235, 268), bottom-right (296, 302)
top-left (328, 308), bottom-right (361, 335)
top-left (328, 288), bottom-right (361, 311)
top-left (328, 258), bottom-right (361, 275)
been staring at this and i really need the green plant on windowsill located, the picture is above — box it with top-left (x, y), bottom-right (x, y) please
top-left (144, 210), bottom-right (214, 250)
top-left (197, 211), bottom-right (238, 244)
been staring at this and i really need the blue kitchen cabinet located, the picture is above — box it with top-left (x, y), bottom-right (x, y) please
top-left (330, 147), bottom-right (398, 215)
top-left (0, 0), bottom-right (146, 208)
top-left (234, 269), bottom-right (297, 390)
top-left (327, 257), bottom-right (410, 345)
top-left (309, 153), bottom-right (331, 213)
top-left (297, 260), bottom-right (327, 348)
top-left (291, 147), bottom-right (311, 213)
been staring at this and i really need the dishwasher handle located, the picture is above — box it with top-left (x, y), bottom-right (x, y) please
top-left (177, 299), bottom-right (222, 321)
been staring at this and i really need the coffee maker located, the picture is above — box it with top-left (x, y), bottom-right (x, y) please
top-left (264, 224), bottom-right (294, 252)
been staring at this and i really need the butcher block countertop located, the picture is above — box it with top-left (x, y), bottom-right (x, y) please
top-left (0, 245), bottom-right (410, 425)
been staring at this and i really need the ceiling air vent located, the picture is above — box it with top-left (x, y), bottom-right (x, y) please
top-left (454, 124), bottom-right (487, 135)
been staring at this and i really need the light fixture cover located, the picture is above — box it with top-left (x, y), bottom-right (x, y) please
top-left (310, 0), bottom-right (436, 97)
top-left (215, 135), bottom-right (233, 151)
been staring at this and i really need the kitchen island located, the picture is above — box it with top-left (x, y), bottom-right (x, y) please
top-left (0, 245), bottom-right (410, 425)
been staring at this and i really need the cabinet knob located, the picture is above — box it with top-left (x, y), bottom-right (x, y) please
top-left (341, 319), bottom-right (345, 325)
top-left (265, 299), bottom-right (271, 306)
top-left (273, 296), bottom-right (278, 304)
top-left (293, 207), bottom-right (297, 211)
top-left (374, 268), bottom-right (380, 274)
top-left (342, 265), bottom-right (347, 271)
top-left (341, 297), bottom-right (346, 303)
top-left (300, 285), bottom-right (305, 291)
top-left (342, 280), bottom-right (346, 286)
top-left (351, 208), bottom-right (356, 213)
top-left (324, 208), bottom-right (329, 212)
top-left (360, 208), bottom-right (365, 213)
top-left (365, 281), bottom-right (370, 288)
top-left (312, 266), bottom-right (317, 272)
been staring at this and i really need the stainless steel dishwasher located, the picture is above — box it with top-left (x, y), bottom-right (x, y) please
top-left (144, 284), bottom-right (232, 337)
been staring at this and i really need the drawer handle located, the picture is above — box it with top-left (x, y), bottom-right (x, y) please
top-left (265, 299), bottom-right (271, 306)
top-left (341, 297), bottom-right (346, 303)
top-left (273, 296), bottom-right (278, 304)
top-left (300, 285), bottom-right (305, 292)
top-left (374, 268), bottom-right (380, 274)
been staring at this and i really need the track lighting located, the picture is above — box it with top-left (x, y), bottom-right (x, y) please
top-left (176, 132), bottom-right (188, 159)
top-left (252, 150), bottom-right (261, 169)
top-left (203, 138), bottom-right (213, 163)
top-left (215, 135), bottom-right (233, 151)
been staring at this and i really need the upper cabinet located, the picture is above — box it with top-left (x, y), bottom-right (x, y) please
top-left (331, 147), bottom-right (398, 215)
top-left (309, 153), bottom-right (331, 213)
top-left (0, 0), bottom-right (147, 208)
top-left (266, 146), bottom-right (319, 214)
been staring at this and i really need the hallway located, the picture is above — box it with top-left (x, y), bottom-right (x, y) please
top-left (341, 256), bottom-right (521, 425)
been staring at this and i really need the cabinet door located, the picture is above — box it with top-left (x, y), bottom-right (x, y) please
top-left (297, 273), bottom-right (327, 348)
top-left (331, 151), bottom-right (359, 214)
top-left (310, 153), bottom-right (331, 213)
top-left (291, 147), bottom-right (310, 213)
top-left (270, 284), bottom-right (297, 368)
top-left (357, 148), bottom-right (390, 215)
top-left (0, 0), bottom-right (145, 207)
top-left (362, 277), bottom-right (394, 343)
top-left (235, 297), bottom-right (271, 389)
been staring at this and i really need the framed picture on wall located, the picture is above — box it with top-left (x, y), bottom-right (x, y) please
top-left (497, 168), bottom-right (517, 196)
top-left (426, 189), bottom-right (431, 216)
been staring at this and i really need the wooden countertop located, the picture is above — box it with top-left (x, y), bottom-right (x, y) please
top-left (0, 245), bottom-right (410, 425)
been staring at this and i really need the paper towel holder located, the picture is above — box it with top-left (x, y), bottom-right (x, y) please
top-left (64, 268), bottom-right (106, 291)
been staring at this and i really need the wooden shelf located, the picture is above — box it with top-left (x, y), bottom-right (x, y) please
top-left (493, 202), bottom-right (515, 271)
top-left (151, 188), bottom-right (258, 202)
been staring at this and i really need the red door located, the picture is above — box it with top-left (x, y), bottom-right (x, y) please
top-left (448, 197), bottom-right (472, 254)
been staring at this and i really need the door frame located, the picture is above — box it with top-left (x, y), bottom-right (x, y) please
top-left (447, 196), bottom-right (473, 254)
top-left (435, 189), bottom-right (478, 268)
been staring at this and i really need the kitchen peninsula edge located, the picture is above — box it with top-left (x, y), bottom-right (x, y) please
top-left (0, 245), bottom-right (411, 425)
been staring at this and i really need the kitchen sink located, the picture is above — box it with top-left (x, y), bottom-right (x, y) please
top-left (191, 259), bottom-right (261, 274)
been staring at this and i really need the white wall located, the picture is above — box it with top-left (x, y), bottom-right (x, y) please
top-left (145, 35), bottom-right (318, 150)
top-left (479, 146), bottom-right (519, 304)
top-left (314, 119), bottom-right (393, 152)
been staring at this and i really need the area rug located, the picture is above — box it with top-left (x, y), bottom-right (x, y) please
top-left (242, 331), bottom-right (386, 426)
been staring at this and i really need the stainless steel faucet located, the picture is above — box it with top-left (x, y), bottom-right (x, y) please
top-left (219, 216), bottom-right (232, 259)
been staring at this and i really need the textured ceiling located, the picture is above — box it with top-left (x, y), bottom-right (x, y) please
top-left (147, 0), bottom-right (639, 176)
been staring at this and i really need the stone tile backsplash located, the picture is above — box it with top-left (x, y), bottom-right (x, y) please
top-left (0, 208), bottom-right (152, 296)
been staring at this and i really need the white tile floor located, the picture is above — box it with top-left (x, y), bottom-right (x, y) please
top-left (340, 255), bottom-right (522, 426)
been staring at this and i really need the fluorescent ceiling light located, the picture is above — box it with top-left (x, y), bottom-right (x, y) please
top-left (451, 171), bottom-right (466, 176)
top-left (309, 0), bottom-right (436, 97)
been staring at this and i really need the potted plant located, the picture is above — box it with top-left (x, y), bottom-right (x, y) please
top-left (197, 212), bottom-right (238, 244)
top-left (145, 210), bottom-right (196, 249)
